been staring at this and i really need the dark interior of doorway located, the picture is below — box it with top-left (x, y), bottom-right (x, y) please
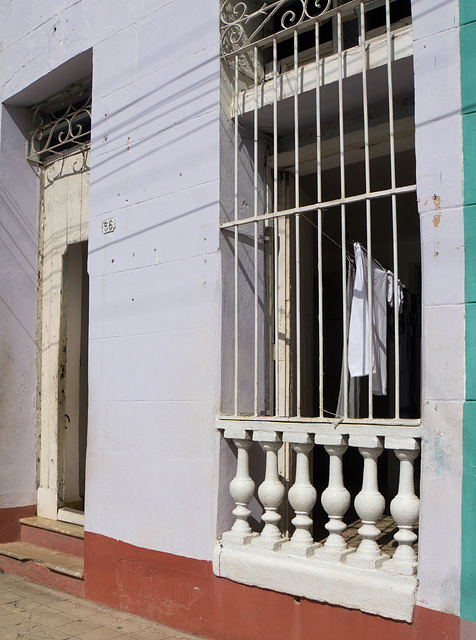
top-left (60, 240), bottom-right (89, 512)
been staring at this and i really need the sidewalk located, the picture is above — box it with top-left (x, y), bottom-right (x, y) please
top-left (0, 571), bottom-right (201, 640)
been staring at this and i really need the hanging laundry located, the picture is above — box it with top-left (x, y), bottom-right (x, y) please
top-left (348, 242), bottom-right (388, 396)
top-left (387, 271), bottom-right (404, 310)
top-left (336, 260), bottom-right (361, 418)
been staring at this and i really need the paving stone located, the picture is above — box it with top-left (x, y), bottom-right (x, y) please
top-left (127, 629), bottom-right (176, 640)
top-left (48, 600), bottom-right (89, 617)
top-left (0, 628), bottom-right (21, 640)
top-left (16, 624), bottom-right (70, 640)
top-left (33, 611), bottom-right (77, 629)
top-left (0, 591), bottom-right (21, 605)
top-left (0, 619), bottom-right (37, 634)
top-left (104, 620), bottom-right (146, 634)
top-left (0, 573), bottom-right (200, 640)
top-left (60, 620), bottom-right (103, 636)
top-left (76, 627), bottom-right (124, 640)
top-left (78, 612), bottom-right (129, 627)
top-left (3, 599), bottom-right (42, 614)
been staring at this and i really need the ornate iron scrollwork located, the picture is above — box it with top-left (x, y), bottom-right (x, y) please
top-left (220, 0), bottom-right (333, 56)
top-left (27, 81), bottom-right (91, 164)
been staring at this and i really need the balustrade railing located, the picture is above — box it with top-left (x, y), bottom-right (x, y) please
top-left (218, 424), bottom-right (420, 577)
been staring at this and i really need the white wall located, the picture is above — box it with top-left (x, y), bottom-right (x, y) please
top-left (413, 0), bottom-right (464, 616)
top-left (1, 0), bottom-right (221, 559)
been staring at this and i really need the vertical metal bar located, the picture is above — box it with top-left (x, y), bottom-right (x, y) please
top-left (316, 23), bottom-right (324, 418)
top-left (294, 29), bottom-right (300, 211)
top-left (234, 55), bottom-right (239, 223)
top-left (274, 38), bottom-right (278, 213)
top-left (274, 221), bottom-right (279, 416)
top-left (234, 225), bottom-right (239, 416)
top-left (296, 214), bottom-right (301, 416)
top-left (254, 47), bottom-right (259, 416)
top-left (386, 0), bottom-right (400, 418)
top-left (337, 9), bottom-right (348, 418)
top-left (234, 55), bottom-right (239, 415)
top-left (294, 29), bottom-right (301, 416)
top-left (360, 2), bottom-right (373, 417)
top-left (254, 220), bottom-right (259, 416)
top-left (273, 39), bottom-right (279, 416)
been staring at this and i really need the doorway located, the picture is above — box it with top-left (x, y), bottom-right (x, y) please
top-left (60, 241), bottom-right (89, 515)
top-left (37, 150), bottom-right (89, 525)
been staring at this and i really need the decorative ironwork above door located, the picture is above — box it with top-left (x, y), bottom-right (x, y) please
top-left (27, 80), bottom-right (91, 165)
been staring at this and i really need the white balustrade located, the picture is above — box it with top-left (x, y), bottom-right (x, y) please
top-left (218, 425), bottom-right (421, 574)
top-left (347, 435), bottom-right (388, 569)
top-left (222, 432), bottom-right (258, 546)
top-left (383, 437), bottom-right (420, 575)
top-left (282, 433), bottom-right (318, 557)
top-left (315, 434), bottom-right (353, 562)
top-left (252, 431), bottom-right (287, 549)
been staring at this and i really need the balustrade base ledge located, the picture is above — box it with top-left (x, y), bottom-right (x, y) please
top-left (213, 542), bottom-right (417, 622)
top-left (346, 551), bottom-right (389, 570)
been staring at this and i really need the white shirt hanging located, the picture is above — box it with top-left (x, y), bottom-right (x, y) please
top-left (387, 271), bottom-right (404, 310)
top-left (348, 243), bottom-right (388, 396)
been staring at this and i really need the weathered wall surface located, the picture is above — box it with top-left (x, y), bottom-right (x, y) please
top-left (0, 103), bottom-right (38, 510)
top-left (412, 0), bottom-right (464, 617)
top-left (0, 0), bottom-right (221, 559)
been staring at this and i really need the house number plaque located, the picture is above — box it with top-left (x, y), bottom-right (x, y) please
top-left (102, 218), bottom-right (116, 234)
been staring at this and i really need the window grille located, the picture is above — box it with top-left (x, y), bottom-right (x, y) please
top-left (220, 0), bottom-right (420, 425)
top-left (27, 80), bottom-right (91, 165)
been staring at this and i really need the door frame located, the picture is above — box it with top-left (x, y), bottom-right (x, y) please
top-left (36, 150), bottom-right (89, 522)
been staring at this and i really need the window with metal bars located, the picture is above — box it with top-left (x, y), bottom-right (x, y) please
top-left (220, 0), bottom-right (420, 424)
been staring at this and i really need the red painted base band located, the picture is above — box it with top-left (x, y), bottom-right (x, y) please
top-left (461, 619), bottom-right (476, 640)
top-left (0, 505), bottom-right (36, 543)
top-left (84, 532), bottom-right (460, 640)
top-left (0, 554), bottom-right (84, 598)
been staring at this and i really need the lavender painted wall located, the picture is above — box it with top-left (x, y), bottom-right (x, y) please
top-left (0, 0), bottom-right (468, 616)
top-left (0, 0), bottom-right (221, 560)
top-left (0, 104), bottom-right (38, 509)
top-left (86, 3), bottom-right (221, 560)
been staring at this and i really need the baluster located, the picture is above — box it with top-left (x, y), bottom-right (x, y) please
top-left (252, 431), bottom-right (287, 549)
top-left (315, 434), bottom-right (353, 562)
top-left (383, 437), bottom-right (420, 575)
top-left (347, 436), bottom-right (388, 569)
top-left (222, 431), bottom-right (258, 546)
top-left (282, 434), bottom-right (319, 557)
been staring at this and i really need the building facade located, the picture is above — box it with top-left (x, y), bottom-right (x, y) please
top-left (0, 0), bottom-right (474, 638)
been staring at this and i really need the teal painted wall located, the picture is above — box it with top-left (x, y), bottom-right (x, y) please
top-left (461, 0), bottom-right (476, 623)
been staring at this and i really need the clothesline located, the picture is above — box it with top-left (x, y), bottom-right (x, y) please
top-left (302, 216), bottom-right (407, 285)
top-left (302, 214), bottom-right (354, 261)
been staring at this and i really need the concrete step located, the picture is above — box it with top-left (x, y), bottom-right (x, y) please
top-left (19, 516), bottom-right (84, 558)
top-left (0, 517), bottom-right (85, 597)
top-left (0, 541), bottom-right (84, 579)
top-left (0, 538), bottom-right (85, 597)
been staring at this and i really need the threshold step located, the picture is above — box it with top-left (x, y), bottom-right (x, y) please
top-left (20, 516), bottom-right (84, 539)
top-left (0, 542), bottom-right (84, 579)
top-left (58, 507), bottom-right (84, 527)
